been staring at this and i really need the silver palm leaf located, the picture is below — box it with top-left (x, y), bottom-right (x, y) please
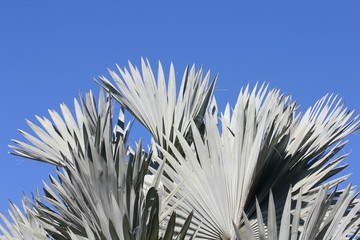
top-left (2, 90), bottom-right (193, 239)
top-left (150, 85), bottom-right (359, 239)
top-left (97, 58), bottom-right (216, 148)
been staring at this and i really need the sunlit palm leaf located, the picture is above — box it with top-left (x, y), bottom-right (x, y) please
top-left (0, 193), bottom-right (49, 240)
top-left (151, 84), bottom-right (359, 239)
top-left (236, 185), bottom-right (360, 240)
top-left (97, 58), bottom-right (217, 148)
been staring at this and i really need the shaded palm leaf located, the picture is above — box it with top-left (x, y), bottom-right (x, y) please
top-left (2, 90), bottom-right (193, 239)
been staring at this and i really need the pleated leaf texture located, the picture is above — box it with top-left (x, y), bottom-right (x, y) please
top-left (3, 90), bottom-right (193, 239)
top-left (1, 59), bottom-right (360, 239)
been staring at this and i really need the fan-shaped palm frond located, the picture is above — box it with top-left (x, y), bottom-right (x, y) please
top-left (2, 90), bottom-right (193, 239)
top-left (10, 90), bottom-right (126, 167)
top-left (147, 84), bottom-right (359, 239)
top-left (97, 58), bottom-right (217, 148)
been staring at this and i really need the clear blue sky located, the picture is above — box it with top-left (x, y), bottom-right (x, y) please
top-left (1, 1), bottom-right (360, 218)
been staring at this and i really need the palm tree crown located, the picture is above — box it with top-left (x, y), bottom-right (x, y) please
top-left (1, 59), bottom-right (360, 239)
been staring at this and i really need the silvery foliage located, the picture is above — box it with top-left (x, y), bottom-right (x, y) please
top-left (1, 59), bottom-right (360, 239)
top-left (2, 89), bottom-right (193, 239)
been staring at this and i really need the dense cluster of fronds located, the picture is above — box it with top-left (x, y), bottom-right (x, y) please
top-left (1, 59), bottom-right (360, 239)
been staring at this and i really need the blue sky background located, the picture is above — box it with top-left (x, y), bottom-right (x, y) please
top-left (1, 1), bottom-right (360, 218)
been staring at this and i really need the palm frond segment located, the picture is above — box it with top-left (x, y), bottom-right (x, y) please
top-left (0, 193), bottom-right (49, 240)
top-left (236, 185), bottom-right (360, 240)
top-left (97, 58), bottom-right (217, 147)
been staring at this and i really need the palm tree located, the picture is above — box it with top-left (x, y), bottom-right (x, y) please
top-left (1, 59), bottom-right (360, 239)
